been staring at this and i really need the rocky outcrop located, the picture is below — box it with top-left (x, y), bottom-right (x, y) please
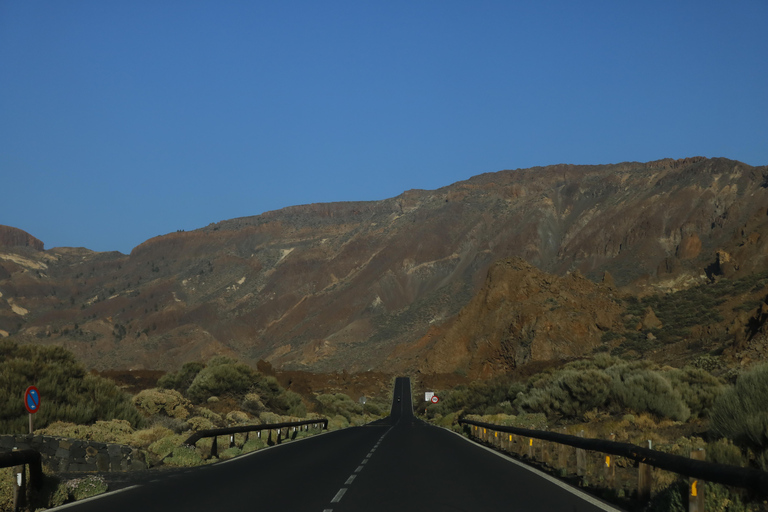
top-left (388, 258), bottom-right (624, 377)
top-left (0, 225), bottom-right (43, 250)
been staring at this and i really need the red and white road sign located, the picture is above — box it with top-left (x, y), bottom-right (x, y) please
top-left (430, 395), bottom-right (439, 403)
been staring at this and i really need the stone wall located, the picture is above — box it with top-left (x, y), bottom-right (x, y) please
top-left (0, 435), bottom-right (146, 472)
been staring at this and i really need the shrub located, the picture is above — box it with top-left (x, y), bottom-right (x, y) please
top-left (666, 368), bottom-right (725, 418)
top-left (226, 411), bottom-right (251, 424)
top-left (186, 416), bottom-right (215, 431)
top-left (710, 364), bottom-right (768, 467)
top-left (164, 445), bottom-right (204, 467)
top-left (147, 434), bottom-right (187, 459)
top-left (315, 393), bottom-right (362, 422)
top-left (65, 476), bottom-right (108, 501)
top-left (609, 369), bottom-right (690, 421)
top-left (187, 362), bottom-right (256, 403)
top-left (0, 341), bottom-right (143, 432)
top-left (132, 388), bottom-right (191, 419)
top-left (514, 369), bottom-right (611, 418)
top-left (242, 393), bottom-right (266, 414)
top-left (157, 362), bottom-right (204, 393)
top-left (218, 447), bottom-right (242, 460)
top-left (242, 438), bottom-right (267, 453)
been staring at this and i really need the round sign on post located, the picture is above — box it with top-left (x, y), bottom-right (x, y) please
top-left (431, 395), bottom-right (440, 404)
top-left (24, 386), bottom-right (40, 435)
top-left (24, 386), bottom-right (40, 414)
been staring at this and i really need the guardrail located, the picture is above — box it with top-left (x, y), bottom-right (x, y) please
top-left (459, 418), bottom-right (768, 509)
top-left (0, 449), bottom-right (43, 511)
top-left (183, 419), bottom-right (328, 458)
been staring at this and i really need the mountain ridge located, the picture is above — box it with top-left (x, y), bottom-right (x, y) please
top-left (2, 157), bottom-right (767, 375)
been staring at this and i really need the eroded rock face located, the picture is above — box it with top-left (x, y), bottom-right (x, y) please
top-left (2, 157), bottom-right (768, 374)
top-left (0, 225), bottom-right (44, 250)
top-left (389, 258), bottom-right (624, 377)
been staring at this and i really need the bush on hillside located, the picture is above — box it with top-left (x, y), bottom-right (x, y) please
top-left (186, 361), bottom-right (256, 402)
top-left (608, 369), bottom-right (691, 422)
top-left (0, 341), bottom-right (143, 432)
top-left (710, 364), bottom-right (768, 468)
top-left (513, 369), bottom-right (611, 418)
top-left (315, 393), bottom-right (362, 422)
top-left (157, 361), bottom-right (205, 393)
top-left (666, 368), bottom-right (725, 418)
top-left (132, 388), bottom-right (191, 419)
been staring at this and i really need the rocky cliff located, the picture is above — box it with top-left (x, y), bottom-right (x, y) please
top-left (2, 157), bottom-right (768, 374)
top-left (0, 225), bottom-right (44, 251)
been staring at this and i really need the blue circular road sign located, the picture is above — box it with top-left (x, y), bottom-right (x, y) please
top-left (24, 386), bottom-right (40, 414)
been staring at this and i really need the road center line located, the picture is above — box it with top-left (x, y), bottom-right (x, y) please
top-left (331, 488), bottom-right (347, 503)
top-left (345, 475), bottom-right (356, 485)
top-left (354, 465), bottom-right (364, 473)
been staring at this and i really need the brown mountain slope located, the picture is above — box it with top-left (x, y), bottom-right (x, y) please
top-left (2, 157), bottom-right (768, 373)
top-left (388, 258), bottom-right (623, 378)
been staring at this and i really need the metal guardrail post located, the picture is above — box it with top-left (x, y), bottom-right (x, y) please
top-left (211, 436), bottom-right (218, 458)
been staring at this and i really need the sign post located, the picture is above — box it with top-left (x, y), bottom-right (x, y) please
top-left (23, 386), bottom-right (40, 434)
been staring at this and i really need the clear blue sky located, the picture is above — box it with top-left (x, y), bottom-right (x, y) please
top-left (2, 1), bottom-right (766, 254)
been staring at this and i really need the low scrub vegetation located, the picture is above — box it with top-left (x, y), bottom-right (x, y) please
top-left (426, 354), bottom-right (768, 511)
top-left (710, 364), bottom-right (768, 470)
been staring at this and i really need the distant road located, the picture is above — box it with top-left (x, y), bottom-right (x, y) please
top-left (55, 377), bottom-right (619, 511)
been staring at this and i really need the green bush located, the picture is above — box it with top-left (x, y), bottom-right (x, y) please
top-left (242, 437), bottom-right (267, 453)
top-left (513, 369), bottom-right (611, 418)
top-left (710, 364), bottom-right (768, 468)
top-left (218, 447), bottom-right (242, 460)
top-left (65, 476), bottom-right (108, 501)
top-left (133, 388), bottom-right (191, 419)
top-left (187, 362), bottom-right (256, 402)
top-left (164, 445), bottom-right (204, 467)
top-left (609, 369), bottom-right (690, 421)
top-left (316, 393), bottom-right (362, 422)
top-left (666, 368), bottom-right (725, 418)
top-left (0, 341), bottom-right (143, 432)
top-left (157, 362), bottom-right (204, 393)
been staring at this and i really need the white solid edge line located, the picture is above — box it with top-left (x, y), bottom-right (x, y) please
top-left (46, 485), bottom-right (141, 511)
top-left (445, 428), bottom-right (625, 512)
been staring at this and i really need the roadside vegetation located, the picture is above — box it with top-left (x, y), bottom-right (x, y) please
top-left (424, 356), bottom-right (768, 511)
top-left (0, 341), bottom-right (143, 433)
top-left (0, 345), bottom-right (387, 509)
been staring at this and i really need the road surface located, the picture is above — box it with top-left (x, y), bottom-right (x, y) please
top-left (54, 377), bottom-right (619, 511)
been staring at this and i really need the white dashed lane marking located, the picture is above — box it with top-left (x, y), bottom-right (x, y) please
top-left (331, 488), bottom-right (347, 503)
top-left (321, 428), bottom-right (390, 511)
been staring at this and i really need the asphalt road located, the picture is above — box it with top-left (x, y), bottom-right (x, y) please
top-left (54, 377), bottom-right (620, 511)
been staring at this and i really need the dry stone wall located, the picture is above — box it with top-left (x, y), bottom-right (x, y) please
top-left (0, 434), bottom-right (146, 472)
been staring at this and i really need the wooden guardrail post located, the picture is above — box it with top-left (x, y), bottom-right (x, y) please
top-left (576, 430), bottom-right (586, 476)
top-left (528, 437), bottom-right (534, 459)
top-left (689, 449), bottom-right (706, 512)
top-left (638, 440), bottom-right (652, 502)
top-left (12, 464), bottom-right (26, 511)
top-left (211, 436), bottom-right (218, 457)
top-left (604, 434), bottom-right (616, 489)
top-left (558, 427), bottom-right (568, 475)
top-left (542, 429), bottom-right (550, 466)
